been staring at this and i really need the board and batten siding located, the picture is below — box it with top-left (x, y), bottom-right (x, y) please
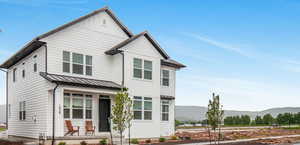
top-left (7, 46), bottom-right (51, 138)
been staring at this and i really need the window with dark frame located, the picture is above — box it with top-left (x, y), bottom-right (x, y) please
top-left (72, 94), bottom-right (84, 119)
top-left (63, 51), bottom-right (71, 73)
top-left (133, 96), bottom-right (152, 120)
top-left (85, 95), bottom-right (92, 119)
top-left (19, 101), bottom-right (26, 121)
top-left (22, 69), bottom-right (25, 78)
top-left (133, 58), bottom-right (142, 79)
top-left (13, 68), bottom-right (17, 82)
top-left (144, 60), bottom-right (152, 80)
top-left (144, 97), bottom-right (152, 120)
top-left (63, 93), bottom-right (71, 119)
top-left (85, 55), bottom-right (93, 76)
top-left (63, 93), bottom-right (93, 119)
top-left (133, 58), bottom-right (153, 80)
top-left (72, 53), bottom-right (84, 75)
top-left (33, 55), bottom-right (37, 72)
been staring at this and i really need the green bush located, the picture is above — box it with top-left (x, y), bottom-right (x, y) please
top-left (99, 139), bottom-right (107, 145)
top-left (145, 139), bottom-right (151, 143)
top-left (80, 141), bottom-right (87, 145)
top-left (130, 139), bottom-right (139, 144)
top-left (171, 135), bottom-right (178, 140)
top-left (159, 137), bottom-right (166, 142)
top-left (58, 142), bottom-right (66, 145)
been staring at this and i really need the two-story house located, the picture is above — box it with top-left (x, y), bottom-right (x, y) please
top-left (0, 7), bottom-right (185, 144)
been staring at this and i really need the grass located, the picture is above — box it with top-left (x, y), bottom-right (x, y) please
top-left (281, 126), bottom-right (300, 130)
top-left (0, 128), bottom-right (6, 132)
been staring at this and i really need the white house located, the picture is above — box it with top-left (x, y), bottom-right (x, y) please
top-left (0, 7), bottom-right (185, 144)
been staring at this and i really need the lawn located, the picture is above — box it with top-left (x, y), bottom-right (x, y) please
top-left (0, 128), bottom-right (6, 132)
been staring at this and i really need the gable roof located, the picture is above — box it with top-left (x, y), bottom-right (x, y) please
top-left (105, 31), bottom-right (170, 59)
top-left (0, 7), bottom-right (133, 69)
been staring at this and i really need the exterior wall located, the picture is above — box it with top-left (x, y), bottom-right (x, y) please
top-left (160, 100), bottom-right (175, 137)
top-left (41, 11), bottom-right (127, 85)
top-left (160, 66), bottom-right (176, 97)
top-left (7, 46), bottom-right (51, 139)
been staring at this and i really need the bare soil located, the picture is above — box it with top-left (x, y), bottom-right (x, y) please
top-left (0, 140), bottom-right (23, 145)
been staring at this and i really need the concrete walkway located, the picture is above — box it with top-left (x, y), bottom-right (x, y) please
top-left (181, 134), bottom-right (300, 145)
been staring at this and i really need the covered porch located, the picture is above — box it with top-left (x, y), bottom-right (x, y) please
top-left (40, 72), bottom-right (123, 139)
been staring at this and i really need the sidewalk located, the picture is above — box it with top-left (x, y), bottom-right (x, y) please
top-left (181, 134), bottom-right (300, 145)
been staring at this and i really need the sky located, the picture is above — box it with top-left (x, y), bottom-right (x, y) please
top-left (1, 0), bottom-right (300, 111)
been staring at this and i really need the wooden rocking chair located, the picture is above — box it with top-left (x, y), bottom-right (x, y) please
top-left (85, 120), bottom-right (96, 135)
top-left (65, 120), bottom-right (80, 136)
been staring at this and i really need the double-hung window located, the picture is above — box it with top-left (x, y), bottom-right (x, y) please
top-left (63, 51), bottom-right (71, 73)
top-left (133, 96), bottom-right (143, 120)
top-left (72, 53), bottom-right (84, 75)
top-left (72, 94), bottom-right (84, 119)
top-left (144, 61), bottom-right (152, 80)
top-left (33, 55), bottom-right (37, 72)
top-left (144, 97), bottom-right (152, 120)
top-left (13, 68), bottom-right (17, 82)
top-left (85, 95), bottom-right (93, 119)
top-left (19, 101), bottom-right (26, 121)
top-left (133, 96), bottom-right (152, 120)
top-left (161, 100), bottom-right (169, 121)
top-left (133, 58), bottom-right (152, 80)
top-left (85, 55), bottom-right (93, 76)
top-left (162, 70), bottom-right (169, 86)
top-left (133, 58), bottom-right (142, 79)
top-left (63, 93), bottom-right (71, 119)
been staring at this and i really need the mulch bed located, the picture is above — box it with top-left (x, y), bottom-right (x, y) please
top-left (150, 141), bottom-right (268, 145)
top-left (0, 140), bottom-right (23, 145)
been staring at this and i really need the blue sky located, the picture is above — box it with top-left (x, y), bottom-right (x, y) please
top-left (1, 0), bottom-right (300, 111)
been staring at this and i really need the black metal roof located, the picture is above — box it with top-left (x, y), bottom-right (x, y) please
top-left (161, 95), bottom-right (175, 100)
top-left (40, 72), bottom-right (122, 90)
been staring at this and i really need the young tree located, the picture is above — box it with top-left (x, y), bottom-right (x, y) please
top-left (206, 93), bottom-right (224, 145)
top-left (111, 88), bottom-right (133, 145)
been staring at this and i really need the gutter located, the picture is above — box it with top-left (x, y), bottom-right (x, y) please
top-left (51, 83), bottom-right (59, 145)
top-left (0, 69), bottom-right (8, 129)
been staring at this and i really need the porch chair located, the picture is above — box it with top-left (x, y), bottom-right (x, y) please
top-left (85, 120), bottom-right (96, 135)
top-left (65, 120), bottom-right (80, 136)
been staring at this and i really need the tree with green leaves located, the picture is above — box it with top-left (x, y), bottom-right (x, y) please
top-left (254, 116), bottom-right (263, 125)
top-left (206, 93), bottom-right (224, 145)
top-left (111, 88), bottom-right (133, 145)
top-left (263, 114), bottom-right (274, 125)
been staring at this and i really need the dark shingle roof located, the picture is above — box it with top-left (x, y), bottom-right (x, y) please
top-left (105, 31), bottom-right (170, 59)
top-left (161, 95), bottom-right (175, 100)
top-left (161, 59), bottom-right (186, 68)
top-left (40, 72), bottom-right (122, 90)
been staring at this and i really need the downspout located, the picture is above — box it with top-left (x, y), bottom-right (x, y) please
top-left (0, 68), bottom-right (8, 129)
top-left (120, 51), bottom-right (125, 86)
top-left (45, 44), bottom-right (48, 73)
top-left (52, 83), bottom-right (59, 145)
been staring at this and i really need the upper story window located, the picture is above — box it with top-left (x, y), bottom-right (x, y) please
top-left (33, 55), bottom-right (37, 72)
top-left (63, 51), bottom-right (93, 76)
top-left (162, 70), bottom-right (169, 86)
top-left (133, 58), bottom-right (152, 80)
top-left (13, 68), bottom-right (17, 82)
top-left (133, 96), bottom-right (152, 120)
top-left (22, 69), bottom-right (25, 78)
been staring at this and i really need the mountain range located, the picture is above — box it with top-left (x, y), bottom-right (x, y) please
top-left (175, 106), bottom-right (300, 121)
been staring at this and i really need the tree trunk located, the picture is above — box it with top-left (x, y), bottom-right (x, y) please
top-left (208, 126), bottom-right (211, 145)
top-left (120, 132), bottom-right (123, 145)
top-left (128, 126), bottom-right (131, 145)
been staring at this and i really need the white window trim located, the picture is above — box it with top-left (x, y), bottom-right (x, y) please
top-left (161, 69), bottom-right (170, 87)
top-left (133, 96), bottom-right (152, 121)
top-left (63, 51), bottom-right (93, 76)
top-left (63, 92), bottom-right (93, 120)
top-left (161, 100), bottom-right (170, 122)
top-left (133, 58), bottom-right (153, 81)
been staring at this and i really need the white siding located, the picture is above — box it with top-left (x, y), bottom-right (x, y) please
top-left (7, 46), bottom-right (51, 138)
top-left (160, 66), bottom-right (176, 97)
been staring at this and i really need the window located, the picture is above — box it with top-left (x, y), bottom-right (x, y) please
top-left (86, 55), bottom-right (92, 76)
top-left (85, 95), bottom-right (92, 119)
top-left (19, 101), bottom-right (26, 121)
top-left (13, 68), bottom-right (17, 82)
top-left (63, 93), bottom-right (71, 119)
top-left (162, 70), bottom-right (169, 86)
top-left (133, 96), bottom-right (152, 120)
top-left (161, 100), bottom-right (169, 121)
top-left (33, 55), bottom-right (37, 72)
top-left (8, 104), bottom-right (11, 118)
top-left (133, 58), bottom-right (153, 80)
top-left (133, 58), bottom-right (142, 79)
top-left (63, 51), bottom-right (70, 73)
top-left (72, 94), bottom-right (84, 119)
top-left (22, 69), bottom-right (25, 78)
top-left (144, 61), bottom-right (152, 80)
top-left (72, 53), bottom-right (84, 75)
top-left (144, 97), bottom-right (152, 120)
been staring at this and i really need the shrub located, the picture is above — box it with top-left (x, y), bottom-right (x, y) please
top-left (58, 142), bottom-right (66, 145)
top-left (171, 135), bottom-right (178, 140)
top-left (80, 141), bottom-right (87, 145)
top-left (130, 139), bottom-right (139, 144)
top-left (159, 137), bottom-right (166, 142)
top-left (145, 139), bottom-right (151, 143)
top-left (99, 139), bottom-right (107, 145)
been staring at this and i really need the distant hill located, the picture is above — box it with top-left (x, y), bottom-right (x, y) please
top-left (175, 106), bottom-right (300, 121)
top-left (0, 105), bottom-right (5, 123)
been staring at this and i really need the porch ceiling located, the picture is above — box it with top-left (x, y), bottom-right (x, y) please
top-left (40, 72), bottom-right (122, 90)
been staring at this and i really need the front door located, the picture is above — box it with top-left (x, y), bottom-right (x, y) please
top-left (99, 98), bottom-right (111, 132)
